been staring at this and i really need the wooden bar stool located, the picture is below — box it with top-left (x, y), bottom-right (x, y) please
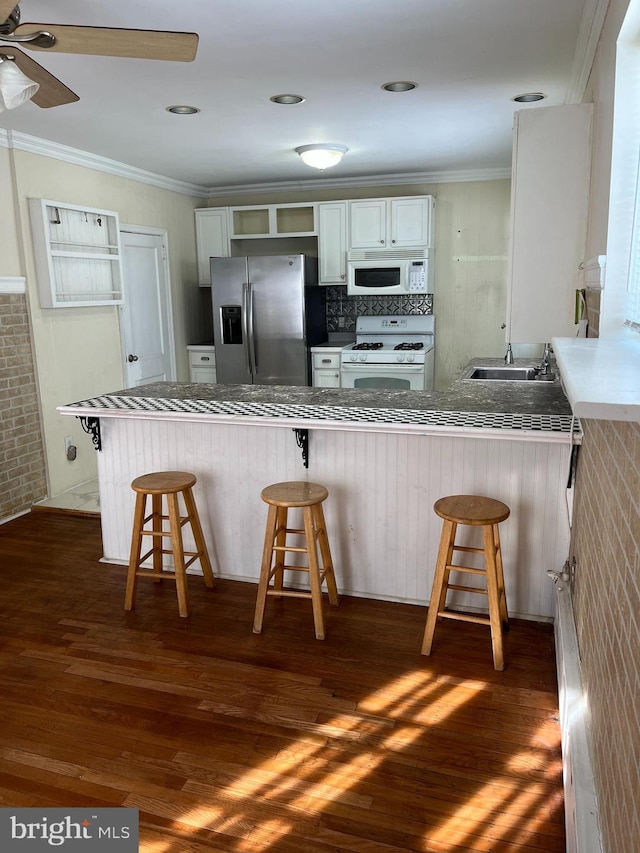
top-left (124, 471), bottom-right (214, 617)
top-left (421, 494), bottom-right (510, 670)
top-left (253, 481), bottom-right (339, 640)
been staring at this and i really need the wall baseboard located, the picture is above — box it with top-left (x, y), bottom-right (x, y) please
top-left (554, 583), bottom-right (603, 853)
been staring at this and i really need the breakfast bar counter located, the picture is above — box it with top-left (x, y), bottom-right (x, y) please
top-left (59, 360), bottom-right (578, 621)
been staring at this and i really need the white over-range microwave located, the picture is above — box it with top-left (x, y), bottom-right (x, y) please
top-left (347, 250), bottom-right (432, 296)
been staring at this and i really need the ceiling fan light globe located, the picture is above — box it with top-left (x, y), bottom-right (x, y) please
top-left (0, 59), bottom-right (39, 109)
top-left (295, 144), bottom-right (348, 170)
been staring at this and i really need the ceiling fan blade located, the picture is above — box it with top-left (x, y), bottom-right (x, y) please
top-left (0, 1), bottom-right (19, 25)
top-left (2, 47), bottom-right (78, 107)
top-left (14, 23), bottom-right (198, 61)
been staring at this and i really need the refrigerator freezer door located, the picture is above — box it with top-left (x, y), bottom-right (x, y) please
top-left (211, 257), bottom-right (253, 384)
top-left (248, 255), bottom-right (308, 385)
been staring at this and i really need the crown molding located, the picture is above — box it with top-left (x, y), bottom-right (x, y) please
top-left (3, 130), bottom-right (210, 198)
top-left (0, 277), bottom-right (26, 294)
top-left (1, 128), bottom-right (510, 198)
top-left (205, 167), bottom-right (512, 198)
top-left (566, 0), bottom-right (611, 103)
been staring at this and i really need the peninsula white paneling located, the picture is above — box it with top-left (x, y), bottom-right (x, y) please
top-left (97, 417), bottom-right (572, 619)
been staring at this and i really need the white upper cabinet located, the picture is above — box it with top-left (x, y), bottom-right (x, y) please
top-left (506, 104), bottom-right (593, 343)
top-left (349, 196), bottom-right (433, 250)
top-left (29, 199), bottom-right (124, 308)
top-left (229, 203), bottom-right (316, 239)
top-left (195, 208), bottom-right (230, 286)
top-left (318, 202), bottom-right (348, 285)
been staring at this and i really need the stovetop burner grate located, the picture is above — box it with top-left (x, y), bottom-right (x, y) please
top-left (352, 342), bottom-right (384, 350)
top-left (394, 342), bottom-right (425, 351)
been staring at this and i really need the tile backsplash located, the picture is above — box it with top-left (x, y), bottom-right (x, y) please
top-left (324, 286), bottom-right (433, 333)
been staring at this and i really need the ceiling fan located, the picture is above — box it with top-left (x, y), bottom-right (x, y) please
top-left (0, 0), bottom-right (198, 108)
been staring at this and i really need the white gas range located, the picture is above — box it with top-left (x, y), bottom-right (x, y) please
top-left (340, 315), bottom-right (435, 391)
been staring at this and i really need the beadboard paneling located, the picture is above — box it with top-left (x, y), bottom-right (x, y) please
top-left (98, 418), bottom-right (571, 619)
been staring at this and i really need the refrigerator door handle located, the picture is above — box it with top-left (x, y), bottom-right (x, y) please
top-left (247, 281), bottom-right (257, 375)
top-left (241, 282), bottom-right (252, 376)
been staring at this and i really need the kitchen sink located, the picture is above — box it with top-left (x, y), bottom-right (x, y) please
top-left (464, 366), bottom-right (540, 381)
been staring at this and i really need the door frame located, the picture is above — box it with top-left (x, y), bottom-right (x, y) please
top-left (118, 224), bottom-right (177, 387)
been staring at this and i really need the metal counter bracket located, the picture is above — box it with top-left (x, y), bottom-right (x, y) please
top-left (292, 428), bottom-right (309, 468)
top-left (78, 416), bottom-right (102, 451)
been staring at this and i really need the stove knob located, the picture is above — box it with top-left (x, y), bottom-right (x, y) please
top-left (359, 354), bottom-right (367, 362)
top-left (407, 353), bottom-right (415, 363)
top-left (397, 354), bottom-right (405, 363)
top-left (350, 354), bottom-right (358, 362)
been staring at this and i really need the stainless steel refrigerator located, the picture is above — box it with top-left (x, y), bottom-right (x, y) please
top-left (210, 254), bottom-right (324, 385)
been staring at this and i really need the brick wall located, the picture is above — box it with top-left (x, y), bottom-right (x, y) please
top-left (0, 293), bottom-right (47, 518)
top-left (570, 418), bottom-right (640, 851)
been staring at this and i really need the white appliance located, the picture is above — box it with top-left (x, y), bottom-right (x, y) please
top-left (347, 251), bottom-right (432, 296)
top-left (341, 315), bottom-right (435, 391)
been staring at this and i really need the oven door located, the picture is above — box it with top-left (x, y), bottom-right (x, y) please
top-left (341, 363), bottom-right (425, 391)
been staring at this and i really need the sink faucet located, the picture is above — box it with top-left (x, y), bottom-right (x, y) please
top-left (504, 343), bottom-right (514, 364)
top-left (536, 343), bottom-right (555, 379)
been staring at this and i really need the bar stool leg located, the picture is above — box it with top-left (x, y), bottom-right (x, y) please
top-left (493, 523), bottom-right (509, 629)
top-left (313, 502), bottom-right (339, 606)
top-left (303, 504), bottom-right (326, 640)
top-left (272, 506), bottom-right (288, 596)
top-left (182, 486), bottom-right (215, 589)
top-left (125, 492), bottom-right (147, 611)
top-left (151, 493), bottom-right (164, 582)
top-left (421, 518), bottom-right (456, 656)
top-left (254, 503), bottom-right (279, 634)
top-left (483, 523), bottom-right (505, 671)
top-left (167, 492), bottom-right (189, 618)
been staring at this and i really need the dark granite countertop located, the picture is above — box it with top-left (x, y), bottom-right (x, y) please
top-left (59, 358), bottom-right (578, 441)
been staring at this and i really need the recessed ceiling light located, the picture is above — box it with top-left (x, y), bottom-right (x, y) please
top-left (270, 94), bottom-right (305, 105)
top-left (381, 81), bottom-right (417, 92)
top-left (512, 92), bottom-right (546, 103)
top-left (165, 105), bottom-right (200, 115)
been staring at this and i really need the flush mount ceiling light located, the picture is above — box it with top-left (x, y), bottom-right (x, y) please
top-left (382, 81), bottom-right (417, 92)
top-left (295, 144), bottom-right (348, 170)
top-left (512, 92), bottom-right (546, 103)
top-left (0, 54), bottom-right (39, 112)
top-left (165, 104), bottom-right (200, 114)
top-left (270, 93), bottom-right (305, 105)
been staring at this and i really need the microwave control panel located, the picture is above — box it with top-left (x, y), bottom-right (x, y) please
top-left (409, 261), bottom-right (427, 292)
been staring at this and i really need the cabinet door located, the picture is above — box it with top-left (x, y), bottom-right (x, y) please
top-left (190, 366), bottom-right (217, 383)
top-left (390, 197), bottom-right (431, 247)
top-left (349, 200), bottom-right (387, 248)
top-left (506, 104), bottom-right (592, 343)
top-left (195, 208), bottom-right (230, 285)
top-left (318, 202), bottom-right (348, 285)
top-left (313, 369), bottom-right (341, 388)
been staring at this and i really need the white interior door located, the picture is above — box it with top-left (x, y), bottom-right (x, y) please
top-left (120, 228), bottom-right (175, 387)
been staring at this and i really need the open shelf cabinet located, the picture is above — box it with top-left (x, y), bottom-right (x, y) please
top-left (29, 199), bottom-right (124, 308)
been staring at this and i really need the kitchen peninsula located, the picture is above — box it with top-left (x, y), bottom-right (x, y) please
top-left (59, 361), bottom-right (578, 621)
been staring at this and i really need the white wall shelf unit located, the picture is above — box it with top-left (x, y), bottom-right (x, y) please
top-left (29, 198), bottom-right (124, 308)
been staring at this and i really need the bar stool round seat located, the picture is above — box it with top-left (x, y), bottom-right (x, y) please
top-left (253, 481), bottom-right (339, 640)
top-left (124, 471), bottom-right (214, 618)
top-left (421, 494), bottom-right (510, 670)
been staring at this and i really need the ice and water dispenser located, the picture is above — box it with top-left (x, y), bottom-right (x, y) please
top-left (220, 305), bottom-right (243, 344)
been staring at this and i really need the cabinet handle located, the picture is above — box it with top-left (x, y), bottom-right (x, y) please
top-left (380, 239), bottom-right (384, 244)
top-left (201, 356), bottom-right (210, 361)
top-left (391, 239), bottom-right (396, 243)
top-left (341, 273), bottom-right (345, 280)
top-left (127, 354), bottom-right (139, 363)
top-left (322, 358), bottom-right (331, 364)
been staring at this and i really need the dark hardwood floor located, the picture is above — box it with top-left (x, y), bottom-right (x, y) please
top-left (0, 511), bottom-right (565, 852)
